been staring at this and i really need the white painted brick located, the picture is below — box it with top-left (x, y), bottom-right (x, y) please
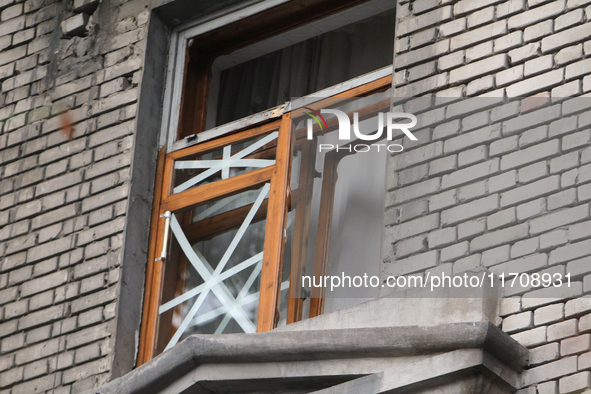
top-left (61, 13), bottom-right (89, 36)
top-left (550, 116), bottom-right (578, 138)
top-left (383, 251), bottom-right (439, 276)
top-left (491, 101), bottom-right (521, 122)
top-left (438, 18), bottom-right (466, 37)
top-left (506, 253), bottom-right (548, 274)
top-left (562, 169), bottom-right (579, 188)
top-left (468, 7), bottom-right (495, 28)
top-left (524, 20), bottom-right (554, 43)
top-left (496, 65), bottom-right (523, 87)
top-left (482, 244), bottom-right (511, 267)
top-left (566, 58), bottom-right (591, 80)
top-left (497, 0), bottom-right (526, 17)
top-left (519, 126), bottom-right (548, 149)
top-left (503, 104), bottom-right (561, 136)
top-left (386, 178), bottom-right (440, 207)
top-left (581, 351), bottom-right (591, 371)
top-left (503, 311), bottom-right (533, 333)
top-left (585, 75), bottom-right (591, 93)
top-left (550, 239), bottom-right (591, 265)
top-left (466, 75), bottom-right (495, 95)
top-left (511, 326), bottom-right (547, 348)
top-left (550, 152), bottom-right (579, 174)
top-left (564, 130), bottom-right (591, 151)
top-left (442, 159), bottom-right (500, 189)
top-left (502, 176), bottom-right (559, 207)
top-left (440, 241), bottom-right (470, 262)
top-left (429, 189), bottom-right (457, 211)
top-left (567, 0), bottom-right (591, 8)
top-left (385, 214), bottom-right (440, 242)
top-left (556, 8), bottom-right (585, 32)
top-left (580, 183), bottom-right (591, 201)
top-left (389, 201), bottom-right (430, 225)
top-left (489, 170), bottom-right (517, 193)
top-left (555, 44), bottom-right (584, 66)
top-left (522, 356), bottom-right (578, 387)
top-left (470, 223), bottom-right (529, 251)
top-left (549, 319), bottom-right (579, 341)
top-left (450, 54), bottom-right (507, 84)
top-left (458, 146), bottom-right (487, 167)
top-left (428, 227), bottom-right (457, 248)
top-left (450, 21), bottom-right (507, 51)
top-left (452, 254), bottom-right (481, 274)
top-left (562, 334), bottom-right (591, 356)
top-left (408, 61), bottom-right (437, 81)
top-left (547, 189), bottom-right (577, 210)
top-left (508, 0), bottom-right (565, 30)
top-left (428, 156), bottom-right (458, 176)
top-left (530, 204), bottom-right (589, 235)
top-left (398, 7), bottom-right (452, 36)
top-left (500, 297), bottom-right (521, 316)
top-left (559, 371), bottom-right (590, 393)
top-left (458, 217), bottom-right (487, 240)
top-left (444, 125), bottom-right (501, 154)
top-left (494, 31), bottom-right (523, 52)
top-left (454, 0), bottom-right (505, 15)
top-left (524, 55), bottom-right (554, 77)
top-left (501, 140), bottom-right (560, 171)
top-left (529, 342), bottom-right (560, 366)
top-left (392, 142), bottom-right (443, 170)
top-left (488, 207), bottom-right (517, 230)
top-left (511, 237), bottom-right (539, 258)
top-left (580, 314), bottom-right (591, 332)
top-left (458, 181), bottom-right (487, 201)
top-left (535, 303), bottom-right (565, 325)
top-left (565, 297), bottom-right (591, 317)
top-left (462, 111), bottom-right (489, 131)
top-left (569, 220), bottom-right (591, 242)
top-left (441, 194), bottom-right (499, 225)
top-left (509, 43), bottom-right (540, 65)
top-left (437, 50), bottom-right (465, 71)
top-left (506, 69), bottom-right (564, 97)
top-left (552, 80), bottom-right (582, 99)
top-left (490, 136), bottom-right (518, 157)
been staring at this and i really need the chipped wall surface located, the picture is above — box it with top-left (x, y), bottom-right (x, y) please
top-left (0, 0), bottom-right (591, 393)
top-left (0, 0), bottom-right (150, 391)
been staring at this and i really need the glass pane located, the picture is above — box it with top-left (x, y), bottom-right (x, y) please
top-left (172, 131), bottom-right (278, 194)
top-left (206, 3), bottom-right (395, 128)
top-left (156, 185), bottom-right (271, 353)
top-left (285, 93), bottom-right (389, 322)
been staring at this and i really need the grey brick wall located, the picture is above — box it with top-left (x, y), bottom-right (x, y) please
top-left (1, 0), bottom-right (591, 392)
top-left (0, 0), bottom-right (149, 391)
top-left (386, 0), bottom-right (591, 392)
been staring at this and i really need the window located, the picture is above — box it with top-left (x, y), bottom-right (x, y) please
top-left (139, 0), bottom-right (395, 365)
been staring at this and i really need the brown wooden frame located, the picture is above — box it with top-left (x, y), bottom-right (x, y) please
top-left (138, 0), bottom-right (395, 366)
top-left (138, 118), bottom-right (289, 365)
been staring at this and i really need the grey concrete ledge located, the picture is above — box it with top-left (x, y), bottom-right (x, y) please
top-left (86, 322), bottom-right (527, 394)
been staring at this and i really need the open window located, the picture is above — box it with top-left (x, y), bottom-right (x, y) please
top-left (139, 0), bottom-right (396, 365)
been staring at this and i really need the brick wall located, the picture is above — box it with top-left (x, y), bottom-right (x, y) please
top-left (0, 0), bottom-right (149, 391)
top-left (2, 0), bottom-right (591, 392)
top-left (385, 0), bottom-right (591, 392)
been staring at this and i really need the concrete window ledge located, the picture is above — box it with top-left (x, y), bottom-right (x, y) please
top-left (85, 321), bottom-right (528, 394)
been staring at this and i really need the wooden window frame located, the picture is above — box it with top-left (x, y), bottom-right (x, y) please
top-left (139, 0), bottom-right (394, 366)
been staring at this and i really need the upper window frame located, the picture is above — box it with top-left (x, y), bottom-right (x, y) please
top-left (159, 0), bottom-right (393, 153)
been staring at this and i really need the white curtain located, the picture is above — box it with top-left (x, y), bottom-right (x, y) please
top-left (214, 10), bottom-right (395, 126)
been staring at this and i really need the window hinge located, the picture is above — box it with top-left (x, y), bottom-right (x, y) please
top-left (156, 211), bottom-right (171, 262)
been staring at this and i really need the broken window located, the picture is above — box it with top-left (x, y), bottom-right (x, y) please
top-left (139, 0), bottom-right (396, 364)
